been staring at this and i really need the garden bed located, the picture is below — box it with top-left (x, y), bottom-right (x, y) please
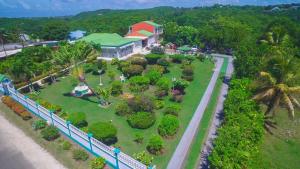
top-left (32, 55), bottom-right (215, 168)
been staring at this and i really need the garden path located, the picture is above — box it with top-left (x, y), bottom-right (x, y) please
top-left (167, 57), bottom-right (224, 169)
top-left (0, 112), bottom-right (67, 169)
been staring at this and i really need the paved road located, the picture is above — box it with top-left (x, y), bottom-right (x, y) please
top-left (167, 57), bottom-right (224, 169)
top-left (0, 110), bottom-right (67, 169)
top-left (198, 54), bottom-right (234, 169)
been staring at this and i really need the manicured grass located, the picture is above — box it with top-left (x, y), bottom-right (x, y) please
top-left (252, 107), bottom-right (300, 169)
top-left (0, 102), bottom-right (90, 169)
top-left (37, 59), bottom-right (214, 169)
top-left (183, 58), bottom-right (228, 169)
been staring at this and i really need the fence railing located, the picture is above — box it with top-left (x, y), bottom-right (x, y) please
top-left (0, 82), bottom-right (150, 169)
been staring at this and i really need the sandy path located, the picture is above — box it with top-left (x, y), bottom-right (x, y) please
top-left (0, 113), bottom-right (67, 169)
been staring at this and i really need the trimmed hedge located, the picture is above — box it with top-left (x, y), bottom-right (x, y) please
top-left (145, 54), bottom-right (162, 64)
top-left (129, 76), bottom-right (150, 92)
top-left (88, 122), bottom-right (117, 145)
top-left (158, 115), bottom-right (179, 137)
top-left (127, 112), bottom-right (155, 129)
top-left (208, 79), bottom-right (264, 168)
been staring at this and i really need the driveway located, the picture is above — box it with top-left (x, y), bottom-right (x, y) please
top-left (167, 57), bottom-right (224, 169)
top-left (0, 112), bottom-right (67, 169)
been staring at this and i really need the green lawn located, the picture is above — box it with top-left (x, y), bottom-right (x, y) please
top-left (252, 107), bottom-right (300, 169)
top-left (37, 59), bottom-right (215, 169)
top-left (183, 58), bottom-right (228, 169)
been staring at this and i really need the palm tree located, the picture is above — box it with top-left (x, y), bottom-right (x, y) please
top-left (253, 72), bottom-right (300, 118)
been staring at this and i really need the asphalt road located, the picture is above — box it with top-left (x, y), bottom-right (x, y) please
top-left (0, 134), bottom-right (35, 169)
top-left (167, 57), bottom-right (224, 169)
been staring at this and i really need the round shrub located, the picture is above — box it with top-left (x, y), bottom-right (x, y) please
top-left (145, 54), bottom-right (162, 64)
top-left (62, 141), bottom-right (72, 150)
top-left (145, 70), bottom-right (162, 85)
top-left (156, 77), bottom-right (170, 91)
top-left (154, 100), bottom-right (165, 109)
top-left (173, 79), bottom-right (189, 93)
top-left (134, 133), bottom-right (144, 144)
top-left (111, 81), bottom-right (123, 96)
top-left (88, 122), bottom-right (117, 145)
top-left (158, 115), bottom-right (179, 137)
top-left (129, 76), bottom-right (150, 92)
top-left (182, 65), bottom-right (194, 76)
top-left (157, 58), bottom-right (170, 67)
top-left (127, 112), bottom-right (155, 129)
top-left (41, 126), bottom-right (60, 141)
top-left (127, 95), bottom-right (154, 112)
top-left (90, 157), bottom-right (106, 169)
top-left (164, 104), bottom-right (181, 116)
top-left (170, 54), bottom-right (185, 63)
top-left (67, 112), bottom-right (88, 128)
top-left (115, 102), bottom-right (131, 116)
top-left (133, 151), bottom-right (153, 166)
top-left (32, 120), bottom-right (47, 130)
top-left (129, 56), bottom-right (148, 68)
top-left (147, 65), bottom-right (165, 74)
top-left (123, 64), bottom-right (144, 77)
top-left (72, 149), bottom-right (89, 161)
top-left (147, 135), bottom-right (164, 155)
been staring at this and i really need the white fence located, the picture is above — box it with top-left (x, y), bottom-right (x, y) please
top-left (0, 82), bottom-right (151, 169)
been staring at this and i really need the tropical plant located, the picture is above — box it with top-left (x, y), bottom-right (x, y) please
top-left (72, 149), bottom-right (89, 161)
top-left (133, 151), bottom-right (153, 166)
top-left (97, 88), bottom-right (111, 106)
top-left (90, 157), bottom-right (106, 169)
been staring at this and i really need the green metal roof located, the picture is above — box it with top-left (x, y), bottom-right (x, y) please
top-left (80, 33), bottom-right (134, 47)
top-left (138, 30), bottom-right (154, 37)
top-left (143, 21), bottom-right (162, 28)
top-left (178, 45), bottom-right (192, 51)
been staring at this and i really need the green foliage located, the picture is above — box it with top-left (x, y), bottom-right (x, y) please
top-left (154, 100), bottom-right (165, 110)
top-left (41, 20), bottom-right (69, 40)
top-left (111, 58), bottom-right (120, 65)
top-left (111, 81), bottom-right (123, 96)
top-left (170, 54), bottom-right (185, 63)
top-left (156, 77), bottom-right (171, 91)
top-left (145, 54), bottom-right (163, 64)
top-left (88, 122), bottom-right (117, 145)
top-left (129, 56), bottom-right (148, 68)
top-left (173, 79), bottom-right (189, 92)
top-left (62, 141), bottom-right (72, 150)
top-left (157, 58), bottom-right (170, 67)
top-left (208, 79), bottom-right (264, 169)
top-left (147, 64), bottom-right (165, 74)
top-left (182, 65), bottom-right (194, 81)
top-left (133, 151), bottom-right (154, 166)
top-left (67, 112), bottom-right (88, 128)
top-left (145, 70), bottom-right (162, 85)
top-left (129, 76), bottom-right (150, 92)
top-left (90, 157), bottom-right (106, 169)
top-left (123, 65), bottom-right (144, 77)
top-left (127, 112), bottom-right (155, 129)
top-left (72, 149), bottom-right (89, 161)
top-left (134, 133), bottom-right (144, 144)
top-left (107, 70), bottom-right (116, 81)
top-left (151, 46), bottom-right (165, 55)
top-left (164, 104), bottom-right (181, 116)
top-left (115, 102), bottom-right (131, 116)
top-left (127, 95), bottom-right (154, 112)
top-left (32, 120), bottom-right (46, 130)
top-left (41, 126), bottom-right (60, 141)
top-left (147, 135), bottom-right (164, 155)
top-left (158, 115), bottom-right (179, 137)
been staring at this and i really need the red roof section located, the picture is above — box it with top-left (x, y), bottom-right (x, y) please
top-left (126, 31), bottom-right (146, 37)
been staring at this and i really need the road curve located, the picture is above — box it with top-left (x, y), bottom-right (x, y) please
top-left (167, 57), bottom-right (224, 169)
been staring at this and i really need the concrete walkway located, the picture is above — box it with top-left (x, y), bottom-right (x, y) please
top-left (167, 57), bottom-right (224, 169)
top-left (198, 54), bottom-right (234, 169)
top-left (0, 112), bottom-right (67, 169)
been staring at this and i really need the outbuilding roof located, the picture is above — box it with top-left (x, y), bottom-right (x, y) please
top-left (80, 33), bottom-right (134, 47)
top-left (143, 21), bottom-right (162, 28)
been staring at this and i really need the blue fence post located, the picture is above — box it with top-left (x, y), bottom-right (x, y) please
top-left (15, 89), bottom-right (19, 102)
top-left (36, 103), bottom-right (41, 117)
top-left (66, 121), bottom-right (71, 136)
top-left (49, 110), bottom-right (54, 125)
top-left (24, 95), bottom-right (29, 109)
top-left (114, 148), bottom-right (120, 169)
top-left (148, 165), bottom-right (154, 169)
top-left (88, 133), bottom-right (93, 152)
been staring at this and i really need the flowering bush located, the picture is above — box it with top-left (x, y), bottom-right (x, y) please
top-left (41, 126), bottom-right (60, 141)
top-left (133, 151), bottom-right (153, 166)
top-left (90, 157), bottom-right (106, 169)
top-left (72, 149), bottom-right (89, 161)
top-left (147, 135), bottom-right (164, 155)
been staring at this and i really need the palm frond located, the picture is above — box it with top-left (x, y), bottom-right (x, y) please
top-left (259, 72), bottom-right (276, 85)
top-left (287, 86), bottom-right (300, 94)
top-left (282, 93), bottom-right (295, 118)
top-left (290, 96), bottom-right (300, 108)
top-left (253, 88), bottom-right (275, 101)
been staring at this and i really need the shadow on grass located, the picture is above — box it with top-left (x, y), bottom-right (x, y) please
top-left (62, 92), bottom-right (99, 104)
